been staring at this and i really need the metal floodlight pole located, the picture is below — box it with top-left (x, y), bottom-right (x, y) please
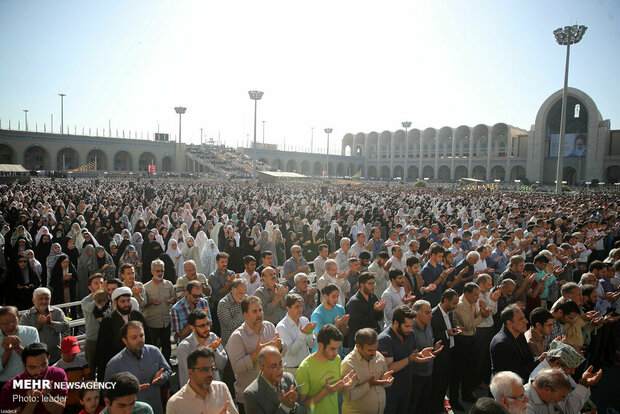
top-left (324, 128), bottom-right (333, 176)
top-left (23, 110), bottom-right (29, 131)
top-left (58, 93), bottom-right (66, 134)
top-left (174, 106), bottom-right (187, 175)
top-left (402, 121), bottom-right (411, 179)
top-left (262, 120), bottom-right (266, 145)
top-left (248, 90), bottom-right (264, 177)
top-left (553, 24), bottom-right (587, 194)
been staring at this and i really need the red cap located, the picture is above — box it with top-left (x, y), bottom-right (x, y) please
top-left (61, 336), bottom-right (81, 354)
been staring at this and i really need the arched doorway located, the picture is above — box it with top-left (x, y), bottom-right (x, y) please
top-left (490, 165), bottom-right (505, 181)
top-left (472, 165), bottom-right (486, 180)
top-left (162, 156), bottom-right (173, 171)
top-left (407, 165), bottom-right (419, 180)
top-left (563, 166), bottom-right (577, 185)
top-left (510, 165), bottom-right (526, 182)
top-left (139, 152), bottom-right (156, 171)
top-left (300, 161), bottom-right (310, 175)
top-left (313, 161), bottom-right (323, 176)
top-left (454, 165), bottom-right (467, 179)
top-left (422, 166), bottom-right (434, 179)
top-left (380, 166), bottom-right (390, 178)
top-left (367, 165), bottom-right (377, 178)
top-left (114, 151), bottom-right (132, 171)
top-left (605, 166), bottom-right (620, 184)
top-left (87, 149), bottom-right (107, 170)
top-left (286, 160), bottom-right (298, 172)
top-left (438, 165), bottom-right (450, 180)
top-left (57, 147), bottom-right (79, 170)
top-left (272, 159), bottom-right (282, 170)
top-left (393, 165), bottom-right (404, 178)
top-left (0, 144), bottom-right (15, 163)
top-left (336, 163), bottom-right (345, 176)
top-left (24, 145), bottom-right (50, 170)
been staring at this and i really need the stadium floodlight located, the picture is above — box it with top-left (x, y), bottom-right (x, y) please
top-left (174, 106), bottom-right (187, 175)
top-left (248, 90), bottom-right (264, 177)
top-left (553, 24), bottom-right (587, 194)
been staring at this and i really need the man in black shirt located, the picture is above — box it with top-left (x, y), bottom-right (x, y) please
top-left (345, 272), bottom-right (385, 347)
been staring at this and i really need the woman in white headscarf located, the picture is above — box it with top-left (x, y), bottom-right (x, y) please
top-left (131, 232), bottom-right (144, 261)
top-left (184, 236), bottom-right (204, 274)
top-left (201, 239), bottom-right (219, 276)
top-left (210, 221), bottom-right (223, 249)
top-left (162, 214), bottom-right (173, 230)
top-left (46, 243), bottom-right (64, 287)
top-left (26, 249), bottom-right (43, 280)
top-left (119, 245), bottom-right (142, 281)
top-left (192, 231), bottom-right (209, 274)
top-left (67, 223), bottom-right (82, 244)
top-left (153, 229), bottom-right (166, 251)
top-left (35, 226), bottom-right (51, 246)
top-left (351, 218), bottom-right (364, 240)
top-left (166, 238), bottom-right (185, 279)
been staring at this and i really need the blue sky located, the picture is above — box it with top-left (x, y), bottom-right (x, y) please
top-left (1, 0), bottom-right (619, 152)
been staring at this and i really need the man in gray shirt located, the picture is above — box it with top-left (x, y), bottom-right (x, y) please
top-left (410, 299), bottom-right (444, 414)
top-left (80, 273), bottom-right (105, 379)
top-left (207, 252), bottom-right (236, 337)
top-left (19, 287), bottom-right (70, 364)
top-left (282, 245), bottom-right (309, 289)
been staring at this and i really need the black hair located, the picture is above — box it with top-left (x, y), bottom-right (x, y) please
top-left (529, 307), bottom-right (553, 329)
top-left (187, 346), bottom-right (215, 370)
top-left (105, 372), bottom-right (140, 403)
top-left (317, 324), bottom-right (343, 347)
top-left (188, 309), bottom-right (209, 326)
top-left (21, 342), bottom-right (49, 363)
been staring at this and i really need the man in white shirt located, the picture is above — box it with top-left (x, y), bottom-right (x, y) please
top-left (381, 269), bottom-right (415, 328)
top-left (240, 255), bottom-right (261, 295)
top-left (474, 274), bottom-right (501, 388)
top-left (276, 293), bottom-right (317, 374)
top-left (313, 244), bottom-right (330, 279)
top-left (385, 245), bottom-right (406, 273)
top-left (335, 238), bottom-right (354, 272)
top-left (167, 347), bottom-right (238, 414)
top-left (317, 259), bottom-right (351, 307)
top-left (403, 240), bottom-right (421, 261)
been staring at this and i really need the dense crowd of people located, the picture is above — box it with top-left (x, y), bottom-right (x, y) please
top-left (0, 177), bottom-right (619, 414)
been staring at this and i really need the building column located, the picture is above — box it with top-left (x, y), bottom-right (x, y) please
top-left (390, 132), bottom-right (395, 178)
top-left (505, 132), bottom-right (512, 183)
top-left (486, 126), bottom-right (492, 181)
top-left (419, 138), bottom-right (423, 179)
top-left (468, 133), bottom-right (474, 178)
top-left (451, 133), bottom-right (456, 179)
top-left (434, 134), bottom-right (439, 179)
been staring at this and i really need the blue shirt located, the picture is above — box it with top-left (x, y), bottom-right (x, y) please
top-left (0, 325), bottom-right (39, 381)
top-left (370, 238), bottom-right (386, 261)
top-left (411, 320), bottom-right (434, 377)
top-left (421, 262), bottom-right (443, 307)
top-left (311, 304), bottom-right (346, 352)
top-left (490, 249), bottom-right (509, 275)
top-left (105, 345), bottom-right (172, 414)
top-left (378, 326), bottom-right (415, 395)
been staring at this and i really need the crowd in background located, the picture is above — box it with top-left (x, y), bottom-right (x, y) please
top-left (0, 177), bottom-right (619, 414)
